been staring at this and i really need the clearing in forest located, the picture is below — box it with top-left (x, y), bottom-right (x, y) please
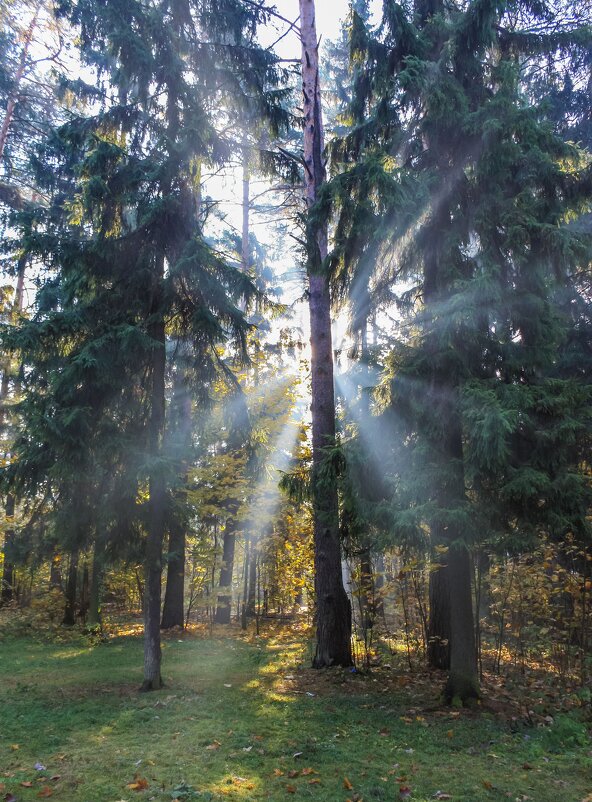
top-left (0, 625), bottom-right (590, 802)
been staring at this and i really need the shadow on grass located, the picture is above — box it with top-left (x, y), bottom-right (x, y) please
top-left (0, 629), bottom-right (590, 802)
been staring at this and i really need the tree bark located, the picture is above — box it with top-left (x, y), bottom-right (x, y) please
top-left (300, 0), bottom-right (352, 668)
top-left (428, 555), bottom-right (450, 669)
top-left (161, 361), bottom-right (191, 631)
top-left (63, 549), bottom-right (79, 626)
top-left (445, 539), bottom-right (478, 701)
top-left (241, 535), bottom-right (251, 630)
top-left (87, 537), bottom-right (104, 628)
top-left (0, 256), bottom-right (27, 606)
top-left (438, 404), bottom-right (478, 701)
top-left (142, 280), bottom-right (166, 691)
top-left (0, 494), bottom-right (15, 605)
top-left (215, 519), bottom-right (237, 624)
top-left (49, 552), bottom-right (62, 590)
top-left (248, 540), bottom-right (257, 614)
top-left (161, 518), bottom-right (185, 629)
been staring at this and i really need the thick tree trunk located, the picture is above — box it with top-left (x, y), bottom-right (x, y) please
top-left (439, 405), bottom-right (477, 701)
top-left (422, 187), bottom-right (477, 699)
top-left (427, 547), bottom-right (451, 669)
top-left (300, 0), bottom-right (352, 668)
top-left (161, 520), bottom-right (185, 629)
top-left (63, 549), bottom-right (79, 626)
top-left (445, 542), bottom-right (478, 701)
top-left (160, 348), bottom-right (191, 630)
top-left (142, 303), bottom-right (166, 691)
top-left (215, 519), bottom-right (237, 624)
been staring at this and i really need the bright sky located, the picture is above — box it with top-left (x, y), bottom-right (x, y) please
top-left (256, 1), bottom-right (352, 62)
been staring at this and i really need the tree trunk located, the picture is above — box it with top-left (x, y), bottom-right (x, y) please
top-left (49, 552), bottom-right (62, 590)
top-left (248, 541), bottom-right (257, 614)
top-left (142, 293), bottom-right (166, 691)
top-left (422, 184), bottom-right (477, 699)
top-left (0, 5), bottom-right (41, 161)
top-left (0, 256), bottom-right (27, 607)
top-left (215, 519), bottom-right (237, 624)
top-left (427, 549), bottom-right (451, 669)
top-left (63, 549), bottom-right (79, 626)
top-left (161, 519), bottom-right (185, 629)
top-left (80, 561), bottom-right (89, 623)
top-left (0, 501), bottom-right (15, 605)
top-left (439, 407), bottom-right (477, 701)
top-left (445, 541), bottom-right (478, 701)
top-left (300, 0), bottom-right (352, 669)
top-left (87, 538), bottom-right (104, 628)
top-left (241, 535), bottom-right (251, 630)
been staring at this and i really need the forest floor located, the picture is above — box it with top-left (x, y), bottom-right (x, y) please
top-left (0, 621), bottom-right (591, 802)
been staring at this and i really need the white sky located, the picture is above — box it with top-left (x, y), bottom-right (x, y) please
top-left (273, 0), bottom-right (351, 49)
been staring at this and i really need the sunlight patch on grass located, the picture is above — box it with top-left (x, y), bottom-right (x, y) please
top-left (0, 630), bottom-right (590, 802)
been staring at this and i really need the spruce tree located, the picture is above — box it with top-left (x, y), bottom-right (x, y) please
top-left (327, 0), bottom-right (592, 700)
top-left (4, 0), bottom-right (289, 687)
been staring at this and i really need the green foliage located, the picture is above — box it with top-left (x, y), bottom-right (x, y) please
top-left (1, 0), bottom-right (292, 578)
top-left (328, 0), bottom-right (592, 563)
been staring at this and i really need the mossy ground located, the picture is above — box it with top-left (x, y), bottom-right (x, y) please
top-left (0, 623), bottom-right (590, 802)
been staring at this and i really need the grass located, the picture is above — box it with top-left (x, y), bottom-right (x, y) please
top-left (0, 623), bottom-right (590, 802)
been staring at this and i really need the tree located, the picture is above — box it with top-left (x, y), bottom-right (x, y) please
top-left (4, 0), bottom-right (289, 688)
top-left (327, 0), bottom-right (592, 700)
top-left (299, 0), bottom-right (352, 669)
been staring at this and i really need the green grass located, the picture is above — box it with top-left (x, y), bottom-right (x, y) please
top-left (0, 627), bottom-right (590, 802)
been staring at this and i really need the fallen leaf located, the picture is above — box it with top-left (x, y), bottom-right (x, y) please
top-left (286, 784), bottom-right (297, 793)
top-left (344, 777), bottom-right (353, 790)
top-left (10, 746), bottom-right (19, 752)
top-left (37, 788), bottom-right (53, 798)
top-left (273, 769), bottom-right (284, 777)
top-left (287, 770), bottom-right (299, 779)
top-left (400, 786), bottom-right (412, 799)
top-left (446, 730), bottom-right (454, 738)
top-left (20, 783), bottom-right (33, 788)
top-left (308, 778), bottom-right (321, 785)
top-left (126, 777), bottom-right (149, 791)
top-left (205, 741), bottom-right (221, 751)
top-left (48, 777), bottom-right (60, 783)
top-left (301, 768), bottom-right (316, 776)
top-left (482, 780), bottom-right (494, 790)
